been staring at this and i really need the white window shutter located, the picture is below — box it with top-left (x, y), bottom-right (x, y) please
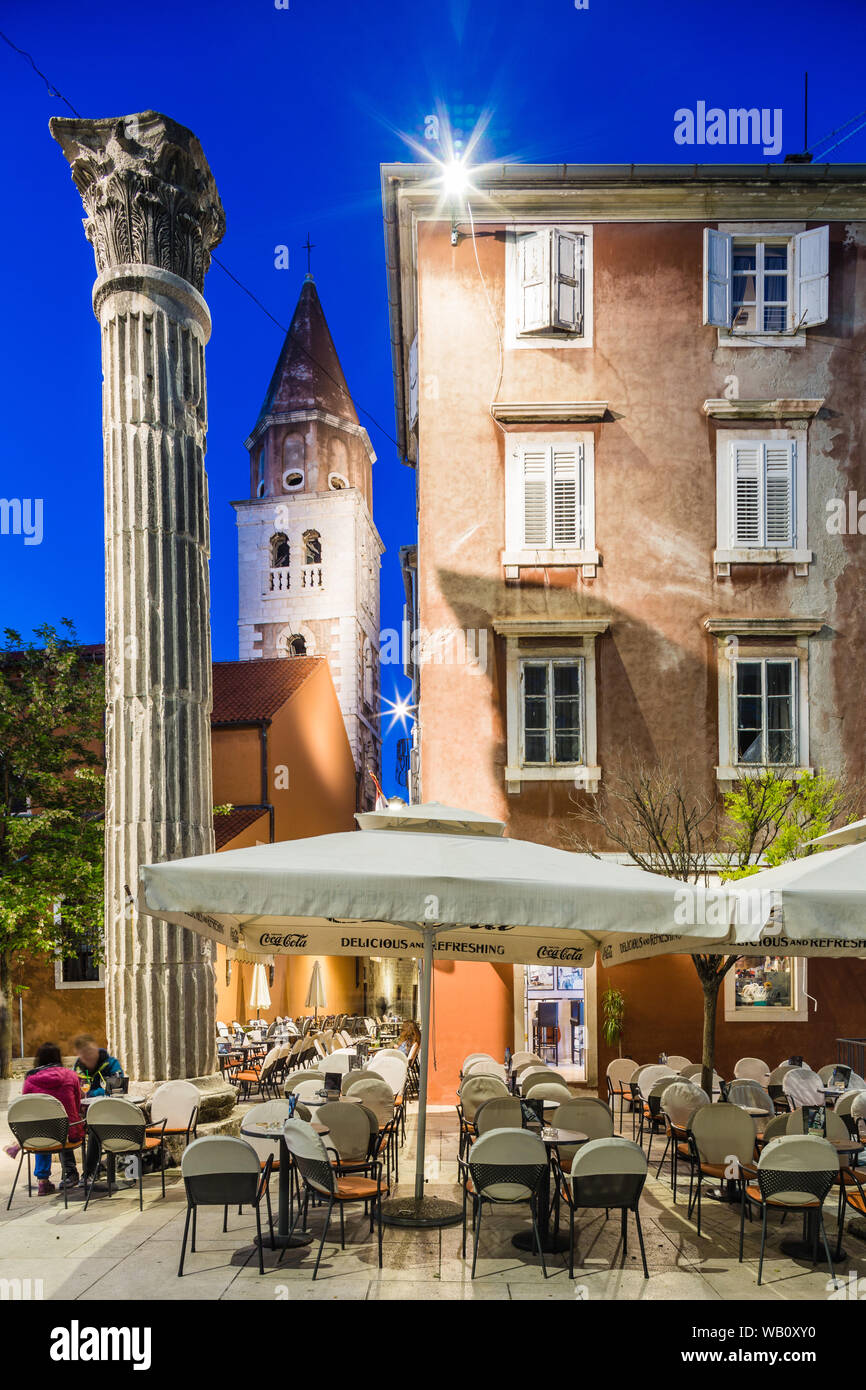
top-left (703, 228), bottom-right (732, 327)
top-left (551, 444), bottom-right (583, 547)
top-left (552, 231), bottom-right (583, 333)
top-left (522, 448), bottom-right (550, 547)
top-left (795, 226), bottom-right (829, 327)
top-left (764, 442), bottom-right (794, 546)
top-left (732, 442), bottom-right (762, 545)
top-left (518, 230), bottom-right (552, 334)
top-left (408, 334), bottom-right (419, 427)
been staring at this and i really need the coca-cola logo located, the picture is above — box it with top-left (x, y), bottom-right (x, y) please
top-left (259, 933), bottom-right (309, 949)
top-left (537, 946), bottom-right (587, 962)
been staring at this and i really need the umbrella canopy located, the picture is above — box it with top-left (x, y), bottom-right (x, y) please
top-left (139, 806), bottom-right (705, 968)
top-left (139, 799), bottom-right (711, 1214)
top-left (248, 962), bottom-right (271, 1015)
top-left (601, 840), bottom-right (866, 967)
top-left (809, 817), bottom-right (866, 848)
top-left (305, 959), bottom-right (326, 1012)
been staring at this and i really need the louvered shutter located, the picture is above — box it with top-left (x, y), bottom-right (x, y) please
top-left (522, 449), bottom-right (550, 546)
top-left (764, 442), bottom-right (794, 546)
top-left (703, 228), bottom-right (732, 327)
top-left (518, 230), bottom-right (551, 334)
top-left (552, 445), bottom-right (583, 546)
top-left (733, 443), bottom-right (762, 545)
top-left (795, 226), bottom-right (829, 327)
top-left (552, 231), bottom-right (583, 333)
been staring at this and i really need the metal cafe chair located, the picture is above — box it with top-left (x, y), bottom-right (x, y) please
top-left (553, 1137), bottom-right (650, 1280)
top-left (655, 1081), bottom-right (709, 1200)
top-left (739, 1134), bottom-right (839, 1286)
top-left (145, 1081), bottom-right (200, 1158)
top-left (460, 1127), bottom-right (549, 1279)
top-left (178, 1136), bottom-right (274, 1277)
top-left (83, 1098), bottom-right (168, 1212)
top-left (6, 1095), bottom-right (85, 1211)
top-left (283, 1119), bottom-right (386, 1280)
top-left (686, 1103), bottom-right (757, 1237)
top-left (605, 1057), bottom-right (639, 1133)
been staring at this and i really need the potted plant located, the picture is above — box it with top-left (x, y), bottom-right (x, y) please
top-left (602, 986), bottom-right (625, 1058)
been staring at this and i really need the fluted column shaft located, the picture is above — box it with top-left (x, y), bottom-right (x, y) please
top-left (98, 265), bottom-right (216, 1079)
top-left (51, 113), bottom-right (225, 1082)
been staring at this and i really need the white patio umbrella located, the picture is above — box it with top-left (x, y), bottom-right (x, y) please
top-left (304, 959), bottom-right (326, 1022)
top-left (600, 840), bottom-right (866, 967)
top-left (809, 817), bottom-right (866, 848)
top-left (139, 800), bottom-right (711, 1225)
top-left (248, 962), bottom-right (271, 1018)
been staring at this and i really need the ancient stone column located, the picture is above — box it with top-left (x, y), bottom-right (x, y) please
top-left (51, 112), bottom-right (225, 1084)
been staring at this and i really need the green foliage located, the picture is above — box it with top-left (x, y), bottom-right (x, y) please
top-left (0, 621), bottom-right (105, 974)
top-left (721, 768), bottom-right (860, 880)
top-left (601, 986), bottom-right (625, 1049)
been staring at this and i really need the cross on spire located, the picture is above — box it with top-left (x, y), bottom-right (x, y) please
top-left (303, 233), bottom-right (316, 276)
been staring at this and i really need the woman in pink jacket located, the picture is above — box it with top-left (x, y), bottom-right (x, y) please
top-left (20, 1042), bottom-right (85, 1194)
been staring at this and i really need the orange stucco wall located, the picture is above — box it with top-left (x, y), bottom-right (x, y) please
top-left (18, 955), bottom-right (107, 1057)
top-left (427, 961), bottom-right (513, 1104)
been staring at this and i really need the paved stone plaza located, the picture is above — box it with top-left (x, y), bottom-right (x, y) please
top-left (2, 1083), bottom-right (863, 1302)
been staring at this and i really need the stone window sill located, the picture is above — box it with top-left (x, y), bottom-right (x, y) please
top-left (714, 548), bottom-right (813, 578)
top-left (715, 764), bottom-right (813, 790)
top-left (505, 764), bottom-right (601, 795)
top-left (502, 549), bottom-right (600, 581)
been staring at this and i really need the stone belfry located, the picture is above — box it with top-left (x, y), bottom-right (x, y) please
top-left (51, 112), bottom-right (225, 1082)
top-left (234, 274), bottom-right (383, 807)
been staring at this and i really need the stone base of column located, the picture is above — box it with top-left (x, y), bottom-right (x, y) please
top-left (128, 1073), bottom-right (236, 1123)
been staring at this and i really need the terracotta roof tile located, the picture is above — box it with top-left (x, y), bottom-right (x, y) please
top-left (211, 656), bottom-right (323, 724)
top-left (214, 806), bottom-right (268, 850)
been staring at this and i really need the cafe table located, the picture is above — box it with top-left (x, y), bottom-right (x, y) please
top-left (240, 1115), bottom-right (329, 1251)
top-left (511, 1127), bottom-right (588, 1255)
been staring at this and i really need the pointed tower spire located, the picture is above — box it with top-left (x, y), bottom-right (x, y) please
top-left (254, 278), bottom-right (358, 430)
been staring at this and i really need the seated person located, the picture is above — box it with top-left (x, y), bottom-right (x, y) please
top-left (73, 1034), bottom-right (124, 1096)
top-left (20, 1042), bottom-right (84, 1195)
top-left (74, 1034), bottom-right (125, 1186)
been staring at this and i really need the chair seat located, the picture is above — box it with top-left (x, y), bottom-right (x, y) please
top-left (236, 1070), bottom-right (260, 1082)
top-left (698, 1161), bottom-right (732, 1180)
top-left (24, 1139), bottom-right (82, 1154)
top-left (843, 1188), bottom-right (866, 1215)
top-left (334, 1174), bottom-right (384, 1201)
top-left (744, 1183), bottom-right (821, 1208)
top-left (146, 1126), bottom-right (191, 1137)
top-left (676, 1142), bottom-right (691, 1158)
top-left (143, 1135), bottom-right (164, 1151)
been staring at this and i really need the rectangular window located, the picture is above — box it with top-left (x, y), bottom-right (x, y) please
top-left (703, 226), bottom-right (829, 334)
top-left (732, 239), bottom-right (789, 333)
top-left (732, 439), bottom-right (795, 548)
top-left (735, 658), bottom-right (797, 766)
top-left (725, 955), bottom-right (808, 1023)
top-left (520, 659), bottom-right (583, 766)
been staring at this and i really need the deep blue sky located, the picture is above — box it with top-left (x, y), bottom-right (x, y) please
top-left (2, 0), bottom-right (866, 792)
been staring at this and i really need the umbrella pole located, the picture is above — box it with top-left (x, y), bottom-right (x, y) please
top-left (379, 925), bottom-right (461, 1229)
top-left (414, 927), bottom-right (434, 1201)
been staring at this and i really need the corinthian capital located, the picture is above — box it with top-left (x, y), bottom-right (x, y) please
top-left (50, 111), bottom-right (225, 293)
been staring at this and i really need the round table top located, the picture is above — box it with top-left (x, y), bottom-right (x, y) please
top-left (531, 1127), bottom-right (588, 1146)
top-left (289, 1092), bottom-right (364, 1107)
top-left (241, 1119), bottom-right (329, 1138)
top-left (81, 1094), bottom-right (147, 1107)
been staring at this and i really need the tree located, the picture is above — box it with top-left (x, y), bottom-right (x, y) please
top-left (0, 622), bottom-right (104, 1078)
top-left (565, 757), bottom-right (862, 1097)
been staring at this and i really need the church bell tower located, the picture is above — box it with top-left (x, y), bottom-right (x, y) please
top-left (233, 274), bottom-right (383, 807)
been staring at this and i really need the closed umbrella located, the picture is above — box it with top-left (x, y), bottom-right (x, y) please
top-left (305, 959), bottom-right (326, 1022)
top-left (248, 962), bottom-right (271, 1018)
top-left (140, 799), bottom-right (704, 1226)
